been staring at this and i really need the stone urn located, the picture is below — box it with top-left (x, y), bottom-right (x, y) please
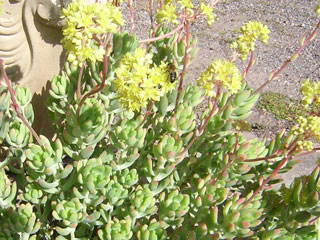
top-left (0, 0), bottom-right (71, 135)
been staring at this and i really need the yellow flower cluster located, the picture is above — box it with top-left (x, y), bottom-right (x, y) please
top-left (200, 2), bottom-right (215, 26)
top-left (197, 60), bottom-right (242, 97)
top-left (316, 4), bottom-right (320, 16)
top-left (156, 0), bottom-right (215, 26)
top-left (231, 21), bottom-right (270, 61)
top-left (114, 48), bottom-right (176, 112)
top-left (292, 116), bottom-right (320, 151)
top-left (61, 0), bottom-right (124, 66)
top-left (156, 3), bottom-right (179, 25)
top-left (300, 79), bottom-right (320, 108)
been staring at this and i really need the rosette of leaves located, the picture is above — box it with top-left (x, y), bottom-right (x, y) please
top-left (136, 219), bottom-right (167, 240)
top-left (0, 219), bottom-right (19, 240)
top-left (51, 198), bottom-right (86, 236)
top-left (146, 134), bottom-right (183, 181)
top-left (0, 168), bottom-right (16, 210)
top-left (47, 72), bottom-right (74, 129)
top-left (158, 189), bottom-right (190, 227)
top-left (110, 115), bottom-right (147, 149)
top-left (190, 175), bottom-right (229, 207)
top-left (20, 183), bottom-right (45, 205)
top-left (6, 120), bottom-right (32, 149)
top-left (180, 85), bottom-right (204, 108)
top-left (62, 98), bottom-right (110, 160)
top-left (13, 86), bottom-right (34, 123)
top-left (163, 103), bottom-right (196, 135)
top-left (217, 84), bottom-right (260, 121)
top-left (104, 176), bottom-right (128, 207)
top-left (25, 135), bottom-right (72, 194)
top-left (73, 158), bottom-right (112, 206)
top-left (98, 217), bottom-right (133, 240)
top-left (213, 192), bottom-right (264, 239)
top-left (129, 185), bottom-right (157, 219)
top-left (1, 203), bottom-right (40, 238)
top-left (254, 167), bottom-right (320, 239)
top-left (151, 26), bottom-right (198, 68)
top-left (117, 168), bottom-right (139, 189)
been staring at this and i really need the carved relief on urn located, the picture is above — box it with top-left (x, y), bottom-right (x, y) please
top-left (0, 0), bottom-right (71, 93)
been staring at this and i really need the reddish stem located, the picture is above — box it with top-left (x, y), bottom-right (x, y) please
top-left (174, 14), bottom-right (190, 112)
top-left (76, 42), bottom-right (109, 120)
top-left (178, 86), bottom-right (221, 158)
top-left (139, 23), bottom-right (184, 44)
top-left (243, 156), bottom-right (288, 208)
top-left (128, 0), bottom-right (135, 34)
top-left (0, 59), bottom-right (43, 147)
top-left (253, 18), bottom-right (320, 95)
top-left (243, 51), bottom-right (254, 79)
top-left (243, 134), bottom-right (300, 207)
top-left (244, 154), bottom-right (281, 163)
top-left (211, 136), bottom-right (239, 185)
top-left (137, 101), bottom-right (154, 129)
top-left (76, 64), bottom-right (85, 100)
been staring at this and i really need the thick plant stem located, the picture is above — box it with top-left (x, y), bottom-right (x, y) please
top-left (254, 18), bottom-right (320, 95)
top-left (0, 59), bottom-right (43, 147)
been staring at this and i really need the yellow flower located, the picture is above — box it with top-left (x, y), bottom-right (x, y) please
top-left (178, 0), bottom-right (193, 10)
top-left (61, 0), bottom-right (124, 65)
top-left (300, 79), bottom-right (320, 108)
top-left (292, 115), bottom-right (320, 151)
top-left (316, 4), bottom-right (320, 17)
top-left (200, 3), bottom-right (215, 26)
top-left (156, 3), bottom-right (179, 25)
top-left (197, 60), bottom-right (242, 97)
top-left (114, 48), bottom-right (176, 112)
top-left (231, 21), bottom-right (270, 61)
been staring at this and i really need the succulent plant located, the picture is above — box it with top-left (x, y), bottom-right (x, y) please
top-left (0, 168), bottom-right (16, 210)
top-left (1, 1), bottom-right (320, 239)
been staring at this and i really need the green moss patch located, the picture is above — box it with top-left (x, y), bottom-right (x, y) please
top-left (257, 92), bottom-right (311, 123)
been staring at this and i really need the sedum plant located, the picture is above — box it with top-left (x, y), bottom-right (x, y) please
top-left (1, 0), bottom-right (320, 239)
